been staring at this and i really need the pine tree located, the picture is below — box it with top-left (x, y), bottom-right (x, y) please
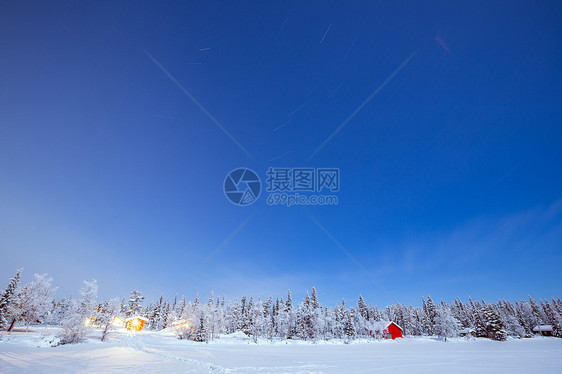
top-left (148, 296), bottom-right (163, 330)
top-left (468, 299), bottom-right (487, 338)
top-left (424, 295), bottom-right (437, 335)
top-left (516, 300), bottom-right (536, 336)
top-left (310, 287), bottom-right (320, 309)
top-left (333, 304), bottom-right (345, 339)
top-left (77, 280), bottom-right (97, 320)
top-left (543, 301), bottom-right (562, 338)
top-left (194, 314), bottom-right (207, 342)
top-left (357, 295), bottom-right (368, 320)
top-left (229, 299), bottom-right (242, 334)
top-left (343, 310), bottom-right (356, 343)
top-left (529, 296), bottom-right (546, 326)
top-left (308, 288), bottom-right (322, 341)
top-left (484, 306), bottom-right (507, 341)
top-left (296, 293), bottom-right (310, 340)
top-left (286, 290), bottom-right (295, 339)
top-left (515, 302), bottom-right (533, 337)
top-left (126, 290), bottom-right (144, 317)
top-left (0, 268), bottom-right (22, 330)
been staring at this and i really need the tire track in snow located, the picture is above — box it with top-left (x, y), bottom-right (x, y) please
top-left (125, 335), bottom-right (227, 373)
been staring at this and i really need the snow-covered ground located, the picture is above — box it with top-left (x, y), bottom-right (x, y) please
top-left (1, 326), bottom-right (561, 373)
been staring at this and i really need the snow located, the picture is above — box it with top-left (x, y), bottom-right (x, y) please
top-left (533, 325), bottom-right (553, 332)
top-left (1, 326), bottom-right (562, 373)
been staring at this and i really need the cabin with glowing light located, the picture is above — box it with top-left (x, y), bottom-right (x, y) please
top-left (125, 316), bottom-right (148, 332)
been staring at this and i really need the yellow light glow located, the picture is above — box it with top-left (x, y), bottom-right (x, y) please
top-left (126, 317), bottom-right (145, 332)
top-left (84, 318), bottom-right (92, 326)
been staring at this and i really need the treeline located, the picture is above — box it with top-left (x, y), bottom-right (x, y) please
top-left (1, 268), bottom-right (561, 344)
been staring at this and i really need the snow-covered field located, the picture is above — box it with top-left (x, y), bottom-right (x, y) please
top-left (1, 327), bottom-right (561, 373)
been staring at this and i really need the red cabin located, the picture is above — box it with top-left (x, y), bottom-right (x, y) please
top-left (370, 321), bottom-right (403, 340)
top-left (385, 322), bottom-right (403, 339)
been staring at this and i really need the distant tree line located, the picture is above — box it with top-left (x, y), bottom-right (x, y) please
top-left (1, 268), bottom-right (561, 344)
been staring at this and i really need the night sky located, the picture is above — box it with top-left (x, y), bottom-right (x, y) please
top-left (1, 1), bottom-right (561, 306)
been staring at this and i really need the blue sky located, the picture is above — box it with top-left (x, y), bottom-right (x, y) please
top-left (1, 1), bottom-right (561, 307)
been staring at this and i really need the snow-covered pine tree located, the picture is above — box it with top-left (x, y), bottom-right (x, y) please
top-left (77, 280), bottom-right (97, 320)
top-left (228, 299), bottom-right (242, 334)
top-left (424, 295), bottom-right (437, 335)
top-left (309, 287), bottom-right (322, 341)
top-left (484, 306), bottom-right (507, 341)
top-left (162, 300), bottom-right (172, 328)
top-left (394, 304), bottom-right (404, 334)
top-left (147, 296), bottom-right (163, 330)
top-left (194, 314), bottom-right (207, 342)
top-left (126, 290), bottom-right (144, 317)
top-left (0, 268), bottom-right (22, 330)
top-left (401, 305), bottom-right (415, 336)
top-left (409, 307), bottom-right (424, 336)
top-left (275, 297), bottom-right (288, 339)
top-left (503, 312), bottom-right (525, 338)
top-left (268, 302), bottom-right (276, 341)
top-left (310, 287), bottom-right (319, 309)
top-left (497, 300), bottom-right (525, 338)
top-left (421, 297), bottom-right (431, 335)
top-left (343, 309), bottom-right (356, 343)
top-left (517, 300), bottom-right (537, 335)
top-left (242, 296), bottom-right (254, 337)
top-left (207, 293), bottom-right (225, 341)
top-left (543, 301), bottom-right (562, 338)
top-left (332, 300), bottom-right (346, 339)
top-left (296, 292), bottom-right (313, 340)
top-left (514, 301), bottom-right (533, 337)
top-left (176, 297), bottom-right (186, 316)
top-left (553, 298), bottom-right (562, 316)
top-left (529, 296), bottom-right (546, 326)
top-left (286, 290), bottom-right (296, 339)
top-left (357, 295), bottom-right (368, 320)
top-left (249, 298), bottom-right (266, 343)
top-left (468, 298), bottom-right (487, 338)
top-left (215, 296), bottom-right (226, 338)
top-left (323, 306), bottom-right (336, 340)
top-left (261, 297), bottom-right (273, 341)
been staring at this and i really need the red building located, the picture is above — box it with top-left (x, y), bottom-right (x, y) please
top-left (370, 321), bottom-right (403, 340)
top-left (385, 322), bottom-right (403, 339)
